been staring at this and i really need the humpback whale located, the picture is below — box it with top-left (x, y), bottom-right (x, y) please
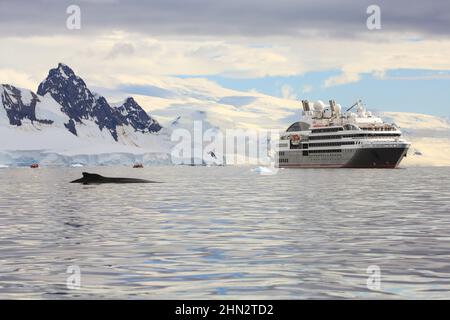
top-left (71, 172), bottom-right (159, 185)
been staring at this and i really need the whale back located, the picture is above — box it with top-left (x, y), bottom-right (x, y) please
top-left (71, 172), bottom-right (159, 184)
top-left (82, 172), bottom-right (103, 179)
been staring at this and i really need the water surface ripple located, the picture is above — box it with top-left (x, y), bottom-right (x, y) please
top-left (1, 166), bottom-right (450, 299)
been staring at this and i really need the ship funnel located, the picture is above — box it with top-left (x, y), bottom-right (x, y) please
top-left (302, 100), bottom-right (311, 112)
top-left (329, 100), bottom-right (336, 114)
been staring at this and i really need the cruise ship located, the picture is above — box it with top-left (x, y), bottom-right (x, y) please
top-left (277, 100), bottom-right (410, 168)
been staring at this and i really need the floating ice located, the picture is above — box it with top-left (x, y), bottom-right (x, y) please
top-left (251, 166), bottom-right (275, 174)
top-left (70, 163), bottom-right (84, 167)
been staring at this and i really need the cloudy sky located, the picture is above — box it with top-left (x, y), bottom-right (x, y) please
top-left (1, 0), bottom-right (449, 115)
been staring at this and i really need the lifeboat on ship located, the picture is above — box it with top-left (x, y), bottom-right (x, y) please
top-left (290, 134), bottom-right (301, 145)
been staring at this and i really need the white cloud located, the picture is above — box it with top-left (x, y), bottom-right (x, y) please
top-left (280, 84), bottom-right (297, 100)
top-left (302, 85), bottom-right (313, 93)
top-left (107, 42), bottom-right (135, 59)
top-left (324, 71), bottom-right (361, 87)
top-left (0, 69), bottom-right (37, 90)
top-left (2, 31), bottom-right (450, 90)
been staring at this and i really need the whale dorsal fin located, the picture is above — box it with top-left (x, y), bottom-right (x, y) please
top-left (82, 172), bottom-right (102, 178)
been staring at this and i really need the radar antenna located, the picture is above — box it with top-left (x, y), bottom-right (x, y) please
top-left (346, 99), bottom-right (363, 112)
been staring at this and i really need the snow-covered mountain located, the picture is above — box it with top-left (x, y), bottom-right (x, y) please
top-left (36, 63), bottom-right (162, 140)
top-left (0, 64), bottom-right (170, 166)
top-left (0, 84), bottom-right (53, 127)
top-left (112, 97), bottom-right (162, 134)
top-left (124, 76), bottom-right (301, 131)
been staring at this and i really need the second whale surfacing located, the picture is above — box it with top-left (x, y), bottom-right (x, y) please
top-left (71, 172), bottom-right (159, 185)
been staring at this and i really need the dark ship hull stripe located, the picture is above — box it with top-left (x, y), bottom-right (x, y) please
top-left (278, 147), bottom-right (408, 169)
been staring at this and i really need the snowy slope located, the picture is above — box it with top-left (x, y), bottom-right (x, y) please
top-left (382, 112), bottom-right (450, 166)
top-left (126, 76), bottom-right (300, 131)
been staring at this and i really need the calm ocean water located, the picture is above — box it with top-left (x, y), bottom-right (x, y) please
top-left (1, 166), bottom-right (450, 299)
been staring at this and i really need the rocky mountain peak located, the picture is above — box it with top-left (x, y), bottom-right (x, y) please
top-left (1, 84), bottom-right (52, 126)
top-left (37, 63), bottom-right (129, 140)
top-left (115, 97), bottom-right (162, 133)
top-left (3, 63), bottom-right (162, 142)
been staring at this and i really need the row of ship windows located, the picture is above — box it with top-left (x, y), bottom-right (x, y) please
top-left (311, 127), bottom-right (397, 134)
top-left (309, 135), bottom-right (342, 140)
top-left (309, 134), bottom-right (400, 140)
top-left (309, 149), bottom-right (342, 153)
top-left (280, 151), bottom-right (344, 159)
top-left (280, 148), bottom-right (346, 156)
top-left (309, 141), bottom-right (355, 147)
top-left (311, 127), bottom-right (343, 133)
